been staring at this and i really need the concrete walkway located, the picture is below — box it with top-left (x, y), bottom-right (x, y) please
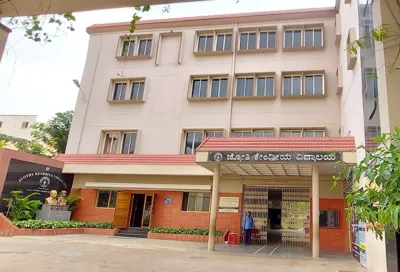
top-left (0, 235), bottom-right (366, 272)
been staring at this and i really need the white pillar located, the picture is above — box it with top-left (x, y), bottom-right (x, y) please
top-left (312, 165), bottom-right (320, 258)
top-left (208, 164), bottom-right (220, 251)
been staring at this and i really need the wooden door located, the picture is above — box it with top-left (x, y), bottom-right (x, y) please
top-left (113, 191), bottom-right (132, 228)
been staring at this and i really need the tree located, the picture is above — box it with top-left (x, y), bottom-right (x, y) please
top-left (0, 133), bottom-right (50, 156)
top-left (334, 128), bottom-right (400, 240)
top-left (0, 139), bottom-right (5, 148)
top-left (31, 110), bottom-right (73, 154)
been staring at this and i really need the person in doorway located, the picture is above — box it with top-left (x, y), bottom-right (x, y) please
top-left (242, 211), bottom-right (254, 245)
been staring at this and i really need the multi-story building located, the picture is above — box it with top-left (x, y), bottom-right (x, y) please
top-left (57, 2), bottom-right (396, 271)
top-left (0, 115), bottom-right (37, 140)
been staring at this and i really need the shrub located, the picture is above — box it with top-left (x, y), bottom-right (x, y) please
top-left (151, 227), bottom-right (223, 236)
top-left (13, 220), bottom-right (113, 229)
top-left (3, 191), bottom-right (42, 221)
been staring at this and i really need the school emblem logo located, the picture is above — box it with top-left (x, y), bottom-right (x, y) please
top-left (39, 176), bottom-right (51, 188)
top-left (213, 152), bottom-right (223, 162)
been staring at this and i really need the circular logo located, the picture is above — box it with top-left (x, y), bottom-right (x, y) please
top-left (213, 152), bottom-right (223, 162)
top-left (46, 167), bottom-right (50, 171)
top-left (39, 176), bottom-right (51, 188)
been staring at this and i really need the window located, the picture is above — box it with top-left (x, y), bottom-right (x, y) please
top-left (236, 77), bottom-right (254, 96)
top-left (211, 78), bottom-right (228, 97)
top-left (216, 34), bottom-right (232, 51)
top-left (304, 75), bottom-right (323, 95)
top-left (240, 32), bottom-right (257, 50)
top-left (182, 192), bottom-right (211, 212)
top-left (198, 35), bottom-right (213, 52)
top-left (96, 190), bottom-right (117, 208)
top-left (281, 130), bottom-right (302, 137)
top-left (284, 30), bottom-right (302, 47)
top-left (138, 39), bottom-right (152, 55)
top-left (130, 81), bottom-right (145, 100)
top-left (110, 79), bottom-right (146, 102)
top-left (319, 210), bottom-right (339, 228)
top-left (0, 121), bottom-right (2, 128)
top-left (184, 130), bottom-right (223, 154)
top-left (101, 131), bottom-right (137, 154)
top-left (189, 76), bottom-right (228, 99)
top-left (304, 130), bottom-right (325, 137)
top-left (112, 82), bottom-right (127, 101)
top-left (366, 126), bottom-right (381, 137)
top-left (283, 76), bottom-right (301, 96)
top-left (121, 40), bottom-right (135, 57)
top-left (118, 36), bottom-right (152, 58)
top-left (192, 79), bottom-right (208, 98)
top-left (256, 77), bottom-right (274, 97)
top-left (21, 122), bottom-right (29, 129)
top-left (364, 69), bottom-right (377, 98)
top-left (259, 31), bottom-right (276, 49)
top-left (305, 29), bottom-right (322, 47)
top-left (121, 133), bottom-right (137, 154)
top-left (232, 129), bottom-right (273, 137)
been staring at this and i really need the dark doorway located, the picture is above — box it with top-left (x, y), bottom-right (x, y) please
top-left (130, 194), bottom-right (145, 227)
top-left (267, 189), bottom-right (282, 244)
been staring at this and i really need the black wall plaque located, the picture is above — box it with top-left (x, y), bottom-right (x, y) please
top-left (0, 159), bottom-right (73, 213)
top-left (209, 151), bottom-right (341, 163)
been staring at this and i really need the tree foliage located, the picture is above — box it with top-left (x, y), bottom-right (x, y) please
top-left (3, 191), bottom-right (42, 221)
top-left (0, 133), bottom-right (49, 156)
top-left (31, 110), bottom-right (73, 154)
top-left (334, 128), bottom-right (400, 240)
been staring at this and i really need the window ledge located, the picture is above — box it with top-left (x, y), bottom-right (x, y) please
top-left (237, 48), bottom-right (277, 54)
top-left (193, 50), bottom-right (233, 56)
top-left (233, 96), bottom-right (275, 100)
top-left (108, 99), bottom-right (145, 104)
top-left (187, 97), bottom-right (228, 102)
top-left (281, 94), bottom-right (326, 99)
top-left (282, 45), bottom-right (325, 52)
top-left (116, 55), bottom-right (152, 61)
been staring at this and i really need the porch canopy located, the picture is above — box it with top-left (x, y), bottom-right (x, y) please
top-left (195, 136), bottom-right (356, 257)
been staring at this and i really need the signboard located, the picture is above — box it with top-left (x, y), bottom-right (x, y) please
top-left (350, 217), bottom-right (367, 268)
top-left (164, 198), bottom-right (172, 204)
top-left (209, 152), bottom-right (341, 163)
top-left (0, 159), bottom-right (73, 213)
top-left (219, 197), bottom-right (239, 213)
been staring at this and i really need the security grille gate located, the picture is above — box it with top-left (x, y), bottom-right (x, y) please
top-left (242, 186), bottom-right (310, 247)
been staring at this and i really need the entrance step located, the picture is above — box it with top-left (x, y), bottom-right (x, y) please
top-left (114, 227), bottom-right (149, 238)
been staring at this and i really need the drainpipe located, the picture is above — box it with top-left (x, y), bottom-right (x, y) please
top-left (76, 35), bottom-right (102, 153)
top-left (227, 23), bottom-right (238, 136)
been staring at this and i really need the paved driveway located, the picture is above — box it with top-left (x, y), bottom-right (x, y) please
top-left (0, 235), bottom-right (365, 272)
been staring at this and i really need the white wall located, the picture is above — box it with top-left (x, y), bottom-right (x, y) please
top-left (0, 115), bottom-right (37, 140)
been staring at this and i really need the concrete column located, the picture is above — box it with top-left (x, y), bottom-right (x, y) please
top-left (312, 165), bottom-right (320, 258)
top-left (208, 164), bottom-right (221, 251)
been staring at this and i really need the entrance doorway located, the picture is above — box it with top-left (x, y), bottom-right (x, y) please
top-left (129, 194), bottom-right (154, 228)
top-left (242, 186), bottom-right (310, 247)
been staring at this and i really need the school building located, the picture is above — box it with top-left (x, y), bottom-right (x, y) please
top-left (55, 1), bottom-right (399, 271)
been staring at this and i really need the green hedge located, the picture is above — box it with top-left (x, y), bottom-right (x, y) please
top-left (151, 227), bottom-right (224, 236)
top-left (13, 220), bottom-right (113, 229)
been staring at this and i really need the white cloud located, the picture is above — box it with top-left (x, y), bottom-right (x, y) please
top-left (0, 0), bottom-right (335, 121)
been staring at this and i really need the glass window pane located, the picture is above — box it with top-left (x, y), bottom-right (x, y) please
top-left (224, 34), bottom-right (232, 50)
top-left (97, 191), bottom-right (110, 207)
top-left (254, 131), bottom-right (273, 137)
top-left (138, 40), bottom-right (147, 55)
top-left (248, 33), bottom-right (256, 49)
top-left (206, 36), bottom-right (213, 51)
top-left (216, 35), bottom-right (224, 51)
top-left (314, 75), bottom-right (323, 95)
top-left (236, 78), bottom-right (245, 96)
top-left (200, 80), bottom-right (207, 97)
top-left (304, 131), bottom-right (314, 137)
top-left (193, 131), bottom-right (202, 151)
top-left (240, 33), bottom-right (248, 50)
top-left (196, 193), bottom-right (204, 211)
top-left (268, 32), bottom-right (276, 48)
top-left (211, 79), bottom-right (220, 97)
top-left (232, 131), bottom-right (242, 137)
top-left (281, 131), bottom-right (291, 137)
top-left (104, 133), bottom-right (119, 154)
top-left (113, 83), bottom-right (126, 100)
top-left (188, 194), bottom-right (196, 211)
top-left (214, 131), bottom-right (223, 137)
top-left (314, 29), bottom-right (322, 46)
top-left (243, 132), bottom-right (252, 137)
top-left (122, 133), bottom-right (136, 154)
top-left (185, 132), bottom-right (194, 154)
top-left (265, 77), bottom-right (274, 96)
top-left (257, 78), bottom-right (266, 96)
top-left (284, 31), bottom-right (292, 47)
top-left (202, 194), bottom-right (210, 211)
top-left (259, 32), bottom-right (268, 48)
top-left (192, 80), bottom-right (200, 97)
top-left (305, 30), bottom-right (313, 46)
top-left (305, 76), bottom-right (314, 95)
top-left (315, 131), bottom-right (324, 137)
top-left (182, 193), bottom-right (189, 211)
top-left (293, 30), bottom-right (302, 47)
top-left (245, 78), bottom-right (253, 96)
top-left (293, 76), bottom-right (301, 95)
top-left (283, 77), bottom-right (292, 95)
top-left (198, 36), bottom-right (206, 51)
top-left (292, 131), bottom-right (301, 137)
top-left (219, 79), bottom-right (227, 97)
top-left (145, 40), bottom-right (152, 55)
top-left (109, 192), bottom-right (117, 208)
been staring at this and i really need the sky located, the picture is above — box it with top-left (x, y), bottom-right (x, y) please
top-left (0, 0), bottom-right (335, 122)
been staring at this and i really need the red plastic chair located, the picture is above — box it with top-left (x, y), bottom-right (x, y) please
top-left (252, 228), bottom-right (261, 239)
top-left (227, 232), bottom-right (238, 244)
